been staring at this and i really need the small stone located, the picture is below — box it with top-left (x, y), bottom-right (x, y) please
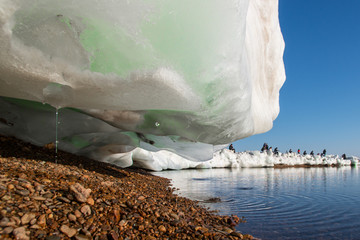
top-left (243, 234), bottom-right (253, 239)
top-left (45, 143), bottom-right (55, 150)
top-left (16, 189), bottom-right (30, 196)
top-left (119, 220), bottom-right (127, 227)
top-left (80, 228), bottom-right (92, 237)
top-left (57, 196), bottom-right (71, 203)
top-left (21, 213), bottom-right (36, 225)
top-left (230, 231), bottom-right (244, 238)
top-left (223, 227), bottom-right (233, 234)
top-left (195, 226), bottom-right (202, 231)
top-left (11, 216), bottom-right (21, 225)
top-left (45, 235), bottom-right (61, 240)
top-left (68, 214), bottom-right (77, 222)
top-left (42, 193), bottom-right (53, 198)
top-left (34, 230), bottom-right (47, 238)
top-left (81, 205), bottom-right (91, 216)
top-left (42, 179), bottom-right (51, 184)
top-left (23, 182), bottom-right (33, 189)
top-left (232, 215), bottom-right (241, 223)
top-left (18, 174), bottom-right (27, 180)
top-left (32, 196), bottom-right (46, 201)
top-left (7, 184), bottom-right (14, 190)
top-left (0, 217), bottom-right (10, 227)
top-left (13, 227), bottom-right (29, 240)
top-left (67, 194), bottom-right (74, 201)
top-left (158, 225), bottom-right (166, 233)
top-left (2, 195), bottom-right (11, 201)
top-left (1, 226), bottom-right (13, 234)
top-left (19, 202), bottom-right (32, 209)
top-left (113, 209), bottom-right (120, 223)
top-left (74, 210), bottom-right (82, 218)
top-left (70, 183), bottom-right (91, 203)
top-left (30, 218), bottom-right (37, 225)
top-left (60, 225), bottom-right (77, 238)
top-left (138, 196), bottom-right (145, 201)
top-left (78, 217), bottom-right (86, 224)
top-left (86, 197), bottom-right (94, 205)
top-left (35, 185), bottom-right (45, 191)
top-left (88, 224), bottom-right (97, 234)
top-left (75, 234), bottom-right (92, 240)
top-left (101, 181), bottom-right (113, 187)
top-left (169, 213), bottom-right (179, 220)
top-left (30, 224), bottom-right (41, 229)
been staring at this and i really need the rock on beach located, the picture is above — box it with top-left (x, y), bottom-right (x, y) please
top-left (70, 183), bottom-right (92, 203)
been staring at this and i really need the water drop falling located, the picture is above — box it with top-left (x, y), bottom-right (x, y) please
top-left (55, 108), bottom-right (60, 163)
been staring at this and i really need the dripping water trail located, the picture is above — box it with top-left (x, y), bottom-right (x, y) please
top-left (55, 108), bottom-right (60, 163)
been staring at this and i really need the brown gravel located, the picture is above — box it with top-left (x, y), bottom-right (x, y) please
top-left (0, 135), bottom-right (253, 240)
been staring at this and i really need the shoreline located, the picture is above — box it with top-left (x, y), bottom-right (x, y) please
top-left (0, 135), bottom-right (252, 240)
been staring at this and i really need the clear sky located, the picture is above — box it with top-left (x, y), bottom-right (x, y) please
top-left (233, 0), bottom-right (360, 157)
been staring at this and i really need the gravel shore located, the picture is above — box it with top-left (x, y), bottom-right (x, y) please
top-left (0, 135), bottom-right (253, 240)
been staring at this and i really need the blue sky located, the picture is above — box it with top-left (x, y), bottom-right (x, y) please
top-left (233, 0), bottom-right (360, 156)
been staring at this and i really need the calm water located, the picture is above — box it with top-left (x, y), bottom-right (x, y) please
top-left (153, 167), bottom-right (360, 240)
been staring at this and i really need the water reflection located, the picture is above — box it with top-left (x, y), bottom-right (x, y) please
top-left (153, 167), bottom-right (360, 240)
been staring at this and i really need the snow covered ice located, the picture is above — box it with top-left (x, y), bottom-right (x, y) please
top-left (0, 0), bottom-right (286, 168)
top-left (97, 148), bottom-right (360, 171)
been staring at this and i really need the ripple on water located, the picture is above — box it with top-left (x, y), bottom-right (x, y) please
top-left (153, 167), bottom-right (360, 239)
top-left (233, 191), bottom-right (360, 239)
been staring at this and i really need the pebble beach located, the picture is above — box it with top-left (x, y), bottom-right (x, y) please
top-left (0, 135), bottom-right (253, 240)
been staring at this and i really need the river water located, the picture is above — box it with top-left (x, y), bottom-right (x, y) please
top-left (153, 166), bottom-right (360, 240)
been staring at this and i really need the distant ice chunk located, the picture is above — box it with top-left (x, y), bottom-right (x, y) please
top-left (103, 149), bottom-right (357, 171)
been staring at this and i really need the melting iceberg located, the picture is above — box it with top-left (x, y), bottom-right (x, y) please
top-left (0, 0), bottom-right (285, 166)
